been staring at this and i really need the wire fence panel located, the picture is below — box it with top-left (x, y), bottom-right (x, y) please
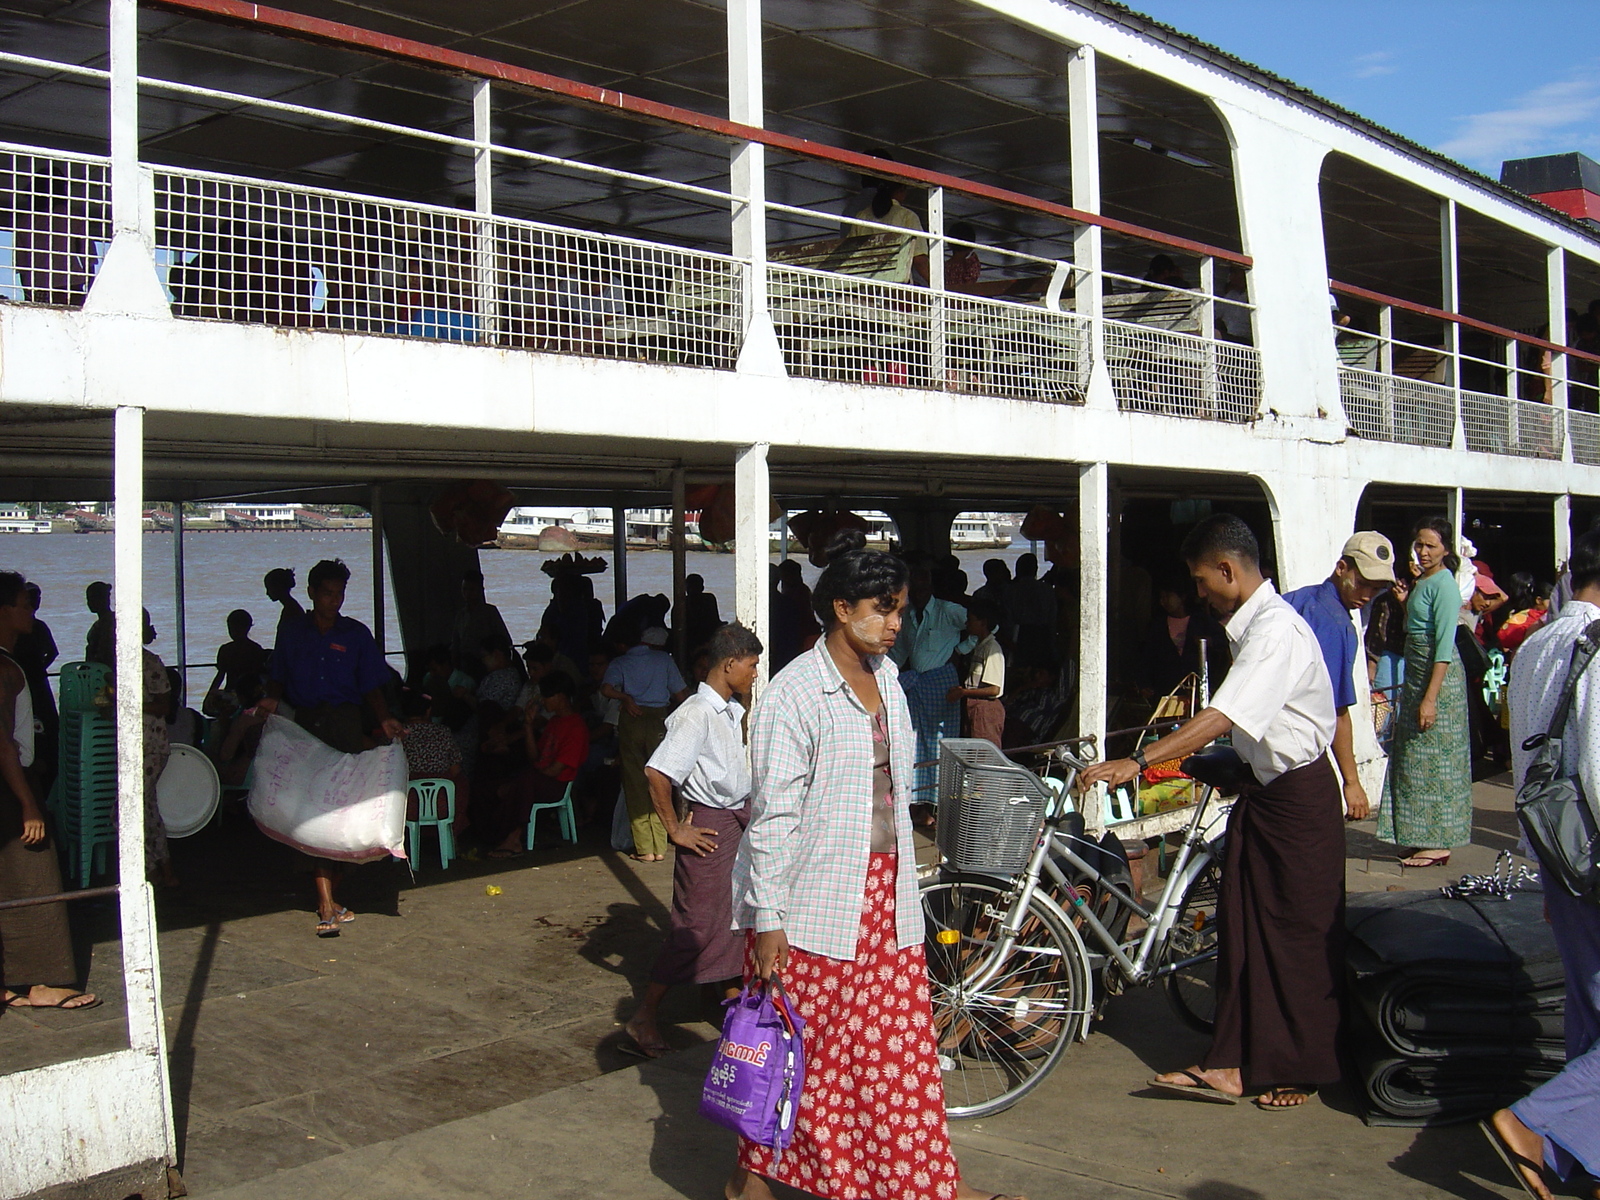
top-left (940, 293), bottom-right (1090, 404)
top-left (154, 170), bottom-right (743, 369)
top-left (1338, 367), bottom-right (1455, 448)
top-left (494, 223), bottom-right (741, 370)
top-left (1571, 408), bottom-right (1600, 466)
top-left (1105, 319), bottom-right (1259, 422)
top-left (0, 149), bottom-right (112, 308)
top-left (1461, 389), bottom-right (1564, 459)
top-left (769, 265), bottom-right (934, 388)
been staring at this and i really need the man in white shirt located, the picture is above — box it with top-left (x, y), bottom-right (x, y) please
top-left (622, 623), bottom-right (761, 1059)
top-left (1084, 514), bottom-right (1343, 1111)
top-left (1485, 529), bottom-right (1600, 1198)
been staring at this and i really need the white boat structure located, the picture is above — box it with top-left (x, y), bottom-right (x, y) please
top-left (0, 505), bottom-right (51, 534)
top-left (497, 507), bottom-right (703, 548)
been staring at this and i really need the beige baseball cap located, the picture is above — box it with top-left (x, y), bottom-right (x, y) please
top-left (1342, 531), bottom-right (1397, 583)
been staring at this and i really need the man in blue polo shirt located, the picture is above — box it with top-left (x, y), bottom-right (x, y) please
top-left (261, 558), bottom-right (401, 936)
top-left (1283, 532), bottom-right (1396, 821)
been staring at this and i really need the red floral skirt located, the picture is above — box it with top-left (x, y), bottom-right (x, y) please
top-left (737, 853), bottom-right (960, 1200)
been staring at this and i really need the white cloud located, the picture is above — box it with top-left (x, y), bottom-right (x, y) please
top-left (1351, 51), bottom-right (1396, 80)
top-left (1439, 68), bottom-right (1600, 168)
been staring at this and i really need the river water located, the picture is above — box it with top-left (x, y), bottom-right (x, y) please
top-left (1, 530), bottom-right (1028, 693)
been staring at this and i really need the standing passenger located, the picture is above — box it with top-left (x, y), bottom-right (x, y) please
top-left (623, 623), bottom-right (761, 1058)
top-left (259, 559), bottom-right (401, 937)
top-left (1380, 516), bottom-right (1473, 868)
top-left (602, 625), bottom-right (690, 862)
top-left (889, 563), bottom-right (969, 806)
top-left (949, 599), bottom-right (1005, 746)
top-left (1082, 515), bottom-right (1343, 1110)
top-left (728, 530), bottom-right (1018, 1200)
top-left (1485, 527), bottom-right (1600, 1198)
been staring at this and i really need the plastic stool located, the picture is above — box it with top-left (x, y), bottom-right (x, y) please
top-left (405, 778), bottom-right (457, 869)
top-left (525, 782), bottom-right (578, 849)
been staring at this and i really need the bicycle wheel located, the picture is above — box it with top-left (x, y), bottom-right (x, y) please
top-left (921, 874), bottom-right (1092, 1119)
top-left (1163, 856), bottom-right (1223, 1034)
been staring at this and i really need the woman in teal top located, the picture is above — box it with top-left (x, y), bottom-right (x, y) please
top-left (1379, 516), bottom-right (1472, 866)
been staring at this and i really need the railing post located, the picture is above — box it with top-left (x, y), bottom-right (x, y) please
top-left (1379, 304), bottom-right (1395, 439)
top-left (1078, 461), bottom-right (1110, 824)
top-left (1441, 198), bottom-right (1465, 450)
top-left (928, 185), bottom-right (946, 388)
top-left (1067, 44), bottom-right (1112, 409)
top-left (728, 0), bottom-right (784, 376)
top-left (734, 443), bottom-right (771, 694)
top-left (473, 79), bottom-right (497, 345)
top-left (1505, 336), bottom-right (1520, 452)
top-left (1199, 255), bottom-right (1216, 416)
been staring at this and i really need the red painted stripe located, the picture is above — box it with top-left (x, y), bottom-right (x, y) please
top-left (144, 0), bottom-right (1251, 265)
top-left (1329, 278), bottom-right (1600, 367)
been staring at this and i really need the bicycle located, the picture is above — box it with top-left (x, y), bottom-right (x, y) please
top-left (921, 737), bottom-right (1239, 1118)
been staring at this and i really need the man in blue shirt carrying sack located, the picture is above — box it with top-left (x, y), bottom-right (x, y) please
top-left (1283, 531), bottom-right (1397, 822)
top-left (260, 559), bottom-right (401, 937)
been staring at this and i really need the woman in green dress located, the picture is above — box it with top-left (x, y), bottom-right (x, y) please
top-left (1379, 516), bottom-right (1472, 867)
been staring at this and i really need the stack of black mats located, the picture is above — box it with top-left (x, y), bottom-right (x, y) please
top-left (1345, 887), bottom-right (1566, 1126)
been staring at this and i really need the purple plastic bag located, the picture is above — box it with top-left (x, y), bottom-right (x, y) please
top-left (699, 979), bottom-right (806, 1149)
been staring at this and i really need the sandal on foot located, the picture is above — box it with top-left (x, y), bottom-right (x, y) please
top-left (487, 848), bottom-right (524, 860)
top-left (334, 907), bottom-right (355, 924)
top-left (1253, 1087), bottom-right (1317, 1111)
top-left (1147, 1069), bottom-right (1240, 1105)
top-left (1478, 1119), bottom-right (1550, 1199)
top-left (6, 990), bottom-right (101, 1011)
top-left (315, 916), bottom-right (341, 938)
top-left (1400, 852), bottom-right (1450, 868)
top-left (618, 1036), bottom-right (671, 1060)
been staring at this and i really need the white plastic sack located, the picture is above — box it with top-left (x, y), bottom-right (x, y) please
top-left (248, 715), bottom-right (407, 862)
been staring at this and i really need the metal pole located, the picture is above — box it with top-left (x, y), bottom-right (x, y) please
top-left (612, 504), bottom-right (628, 615)
top-left (172, 500), bottom-right (186, 696)
top-left (727, 0), bottom-right (783, 376)
top-left (735, 443), bottom-right (771, 693)
top-left (672, 467), bottom-right (687, 665)
top-left (1078, 461), bottom-right (1110, 774)
top-left (113, 405), bottom-right (177, 1165)
top-left (1067, 44), bottom-right (1108, 408)
top-left (109, 0), bottom-right (140, 236)
top-left (1441, 198), bottom-right (1464, 450)
top-left (370, 484), bottom-right (386, 657)
top-left (780, 508), bottom-right (790, 562)
top-left (473, 79), bottom-right (497, 345)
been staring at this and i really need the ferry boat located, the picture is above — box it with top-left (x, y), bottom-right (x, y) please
top-left (4, 0), bottom-right (1600, 1189)
top-left (0, 506), bottom-right (50, 534)
top-left (498, 507), bottom-right (703, 548)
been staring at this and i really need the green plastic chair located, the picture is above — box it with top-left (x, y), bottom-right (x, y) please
top-left (405, 778), bottom-right (456, 869)
top-left (524, 781), bottom-right (578, 849)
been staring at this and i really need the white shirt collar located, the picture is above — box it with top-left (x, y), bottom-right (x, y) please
top-left (696, 680), bottom-right (733, 714)
top-left (1223, 578), bottom-right (1277, 646)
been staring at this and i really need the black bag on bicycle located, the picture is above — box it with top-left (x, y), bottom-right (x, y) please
top-left (1515, 618), bottom-right (1600, 906)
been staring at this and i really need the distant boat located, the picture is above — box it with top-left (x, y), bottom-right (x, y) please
top-left (497, 507), bottom-right (702, 549)
top-left (951, 516), bottom-right (1012, 550)
top-left (0, 516), bottom-right (51, 534)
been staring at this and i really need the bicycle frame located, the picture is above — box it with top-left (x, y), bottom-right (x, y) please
top-left (951, 749), bottom-right (1229, 999)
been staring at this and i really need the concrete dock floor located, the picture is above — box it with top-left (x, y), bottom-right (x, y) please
top-left (0, 773), bottom-right (1557, 1198)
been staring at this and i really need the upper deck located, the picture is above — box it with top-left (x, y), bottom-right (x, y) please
top-left (0, 0), bottom-right (1596, 504)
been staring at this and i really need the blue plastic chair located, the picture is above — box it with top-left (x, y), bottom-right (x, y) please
top-left (405, 778), bottom-right (457, 869)
top-left (525, 781), bottom-right (578, 849)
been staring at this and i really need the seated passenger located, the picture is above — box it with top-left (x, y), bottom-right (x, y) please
top-left (399, 687), bottom-right (467, 828)
top-left (849, 179), bottom-right (930, 285)
top-left (478, 671), bottom-right (589, 858)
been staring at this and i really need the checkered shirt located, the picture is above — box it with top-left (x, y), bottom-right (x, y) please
top-left (731, 637), bottom-right (924, 960)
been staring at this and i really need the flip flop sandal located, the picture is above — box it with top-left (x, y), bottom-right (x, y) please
top-left (10, 992), bottom-right (103, 1011)
top-left (618, 1036), bottom-right (670, 1060)
top-left (1479, 1119), bottom-right (1550, 1199)
top-left (1253, 1087), bottom-right (1317, 1111)
top-left (1147, 1069), bottom-right (1240, 1105)
top-left (1400, 853), bottom-right (1451, 868)
top-left (335, 907), bottom-right (355, 924)
top-left (315, 917), bottom-right (341, 938)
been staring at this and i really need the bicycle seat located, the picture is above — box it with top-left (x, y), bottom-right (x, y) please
top-left (1180, 748), bottom-right (1254, 795)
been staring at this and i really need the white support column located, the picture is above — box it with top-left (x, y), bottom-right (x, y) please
top-left (728, 0), bottom-right (784, 377)
top-left (735, 443), bottom-right (771, 693)
top-left (370, 484), bottom-right (386, 657)
top-left (612, 504), bottom-right (629, 614)
top-left (113, 405), bottom-right (177, 1164)
top-left (87, 0), bottom-right (168, 316)
top-left (928, 186), bottom-right (946, 386)
top-left (1556, 493), bottom-right (1573, 576)
top-left (1441, 199), bottom-right (1465, 450)
top-left (172, 501), bottom-right (186, 691)
top-left (473, 80), bottom-right (498, 345)
top-left (672, 467), bottom-right (688, 664)
top-left (1550, 246), bottom-right (1572, 460)
top-left (1067, 44), bottom-right (1112, 410)
top-left (1449, 487), bottom-right (1466, 563)
top-left (1078, 461), bottom-right (1109, 757)
top-left (1379, 304), bottom-right (1396, 437)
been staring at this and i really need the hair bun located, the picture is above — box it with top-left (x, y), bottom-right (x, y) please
top-left (822, 527), bottom-right (867, 563)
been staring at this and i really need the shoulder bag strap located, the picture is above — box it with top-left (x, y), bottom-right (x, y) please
top-left (1543, 619), bottom-right (1600, 744)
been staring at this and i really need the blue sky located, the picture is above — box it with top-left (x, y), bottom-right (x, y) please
top-left (1123, 1), bottom-right (1600, 176)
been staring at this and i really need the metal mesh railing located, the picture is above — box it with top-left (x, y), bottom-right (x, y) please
top-left (1105, 319), bottom-right (1259, 421)
top-left (1570, 408), bottom-right (1600, 466)
top-left (940, 293), bottom-right (1090, 404)
top-left (1338, 367), bottom-right (1455, 448)
top-left (1461, 389), bottom-right (1564, 459)
top-left (769, 265), bottom-right (934, 387)
top-left (0, 148), bottom-right (111, 308)
top-left (153, 169), bottom-right (742, 369)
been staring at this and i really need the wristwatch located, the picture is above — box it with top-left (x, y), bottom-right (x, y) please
top-left (1131, 749), bottom-right (1148, 771)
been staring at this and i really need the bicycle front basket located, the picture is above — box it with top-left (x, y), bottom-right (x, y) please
top-left (935, 739), bottom-right (1051, 877)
